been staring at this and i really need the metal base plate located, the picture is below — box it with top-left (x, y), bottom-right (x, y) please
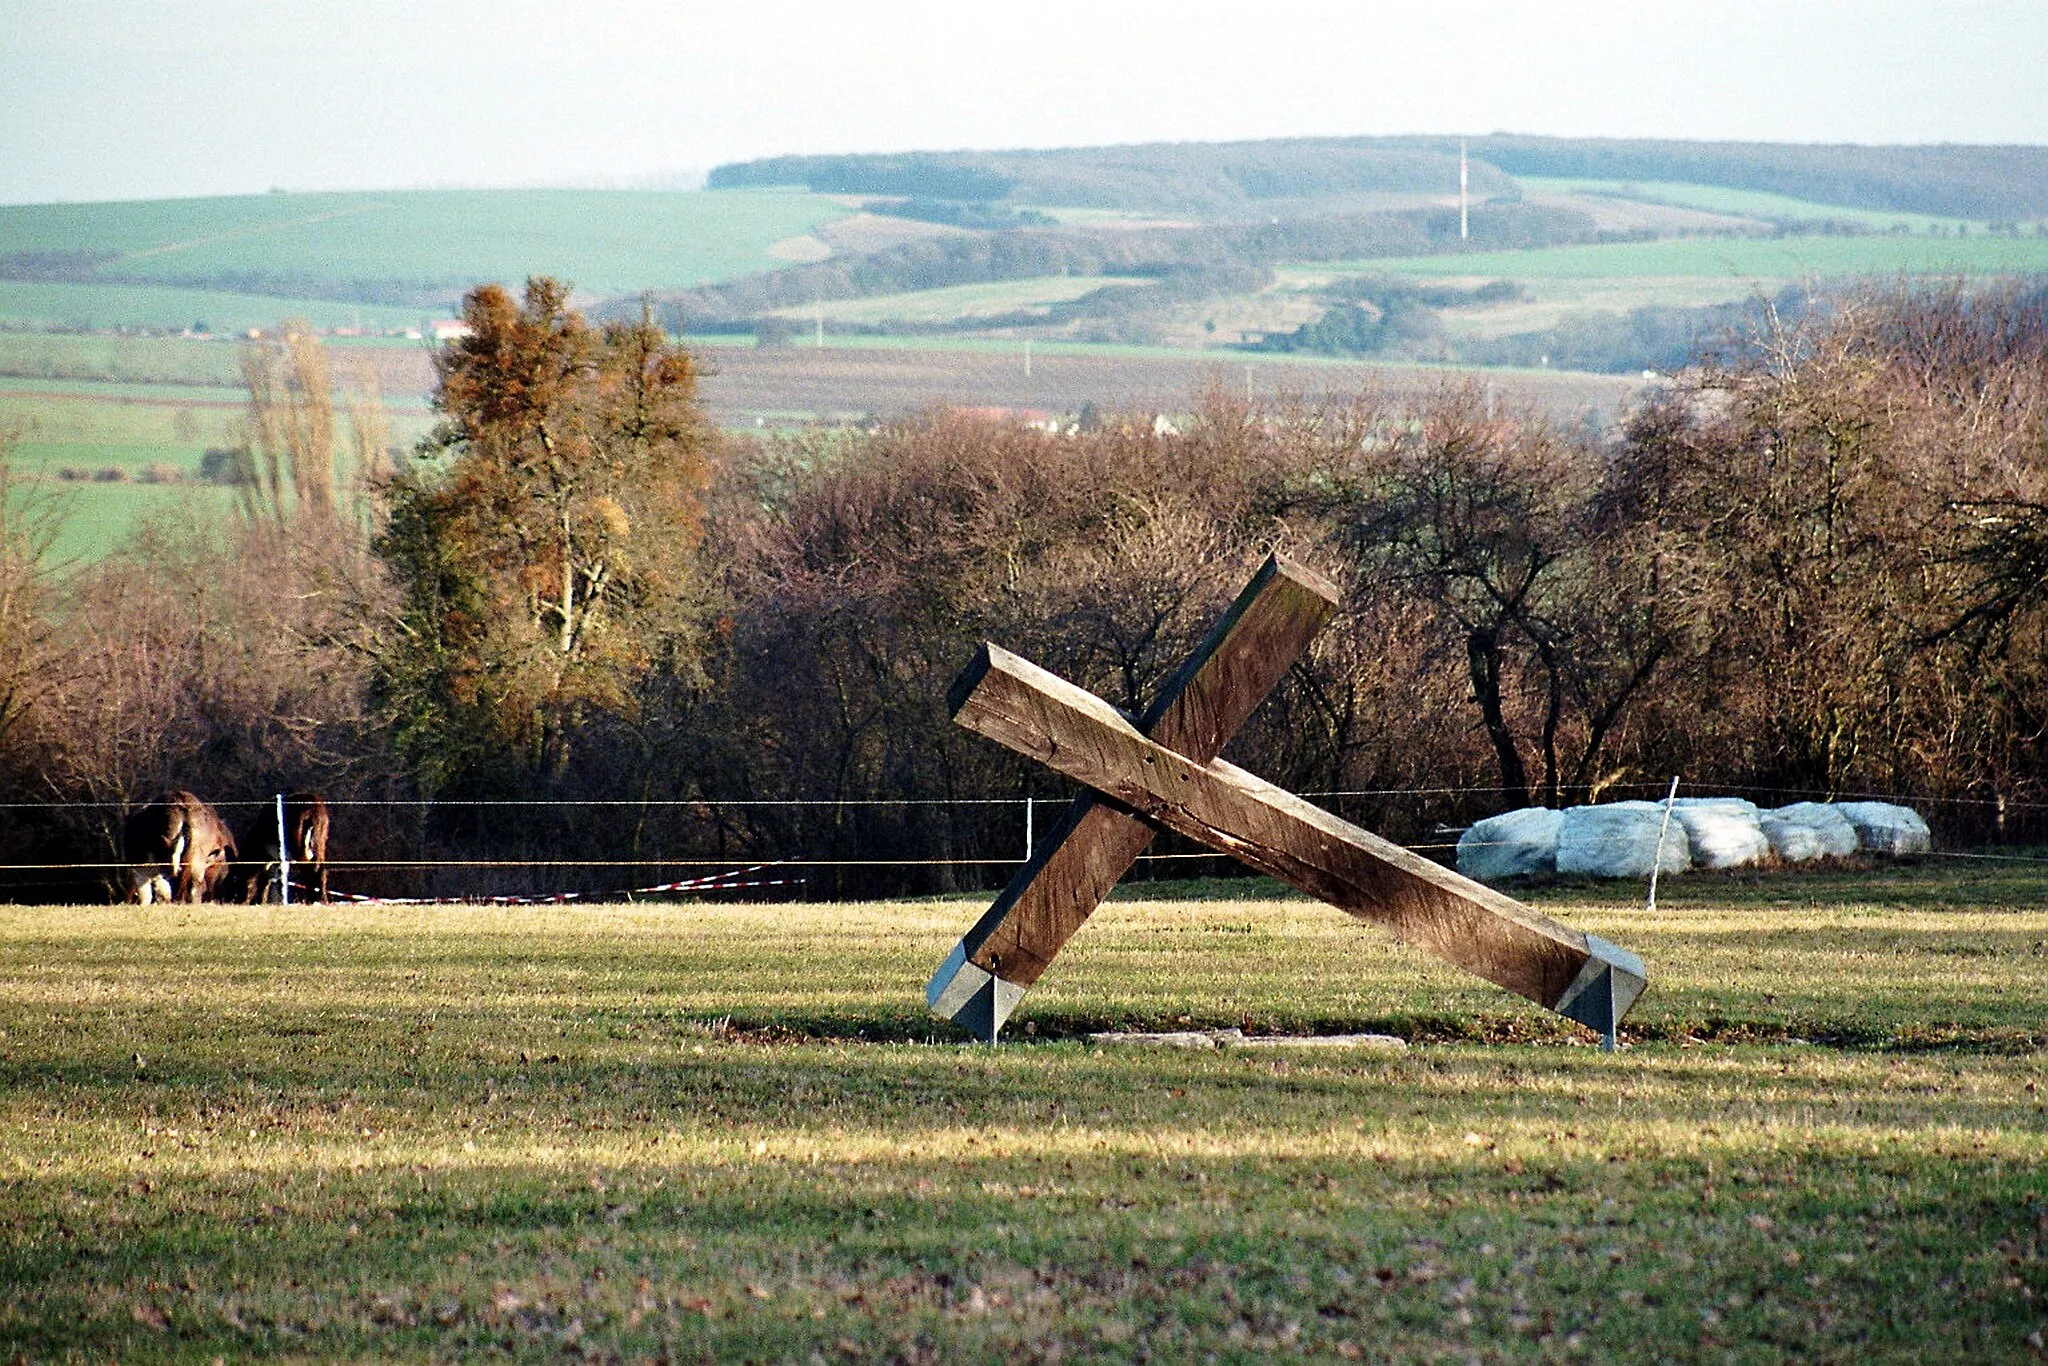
top-left (1554, 933), bottom-right (1649, 1048)
top-left (925, 941), bottom-right (1026, 1042)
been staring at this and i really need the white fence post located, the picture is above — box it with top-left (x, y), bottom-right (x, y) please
top-left (1645, 775), bottom-right (1679, 918)
top-left (275, 793), bottom-right (291, 906)
top-left (1024, 796), bottom-right (1034, 861)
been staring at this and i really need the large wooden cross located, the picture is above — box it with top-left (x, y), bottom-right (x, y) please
top-left (926, 554), bottom-right (1647, 1044)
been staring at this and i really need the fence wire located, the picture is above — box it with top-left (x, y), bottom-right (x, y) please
top-left (5, 782), bottom-right (2040, 906)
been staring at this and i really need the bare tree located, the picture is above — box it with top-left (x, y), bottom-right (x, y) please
top-left (0, 430), bottom-right (67, 752)
top-left (237, 319), bottom-right (336, 522)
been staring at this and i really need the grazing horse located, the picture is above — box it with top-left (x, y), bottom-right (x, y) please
top-left (122, 791), bottom-right (238, 904)
top-left (235, 792), bottom-right (331, 903)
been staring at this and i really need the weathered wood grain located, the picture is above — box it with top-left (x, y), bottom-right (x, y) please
top-left (948, 555), bottom-right (1339, 987)
top-left (950, 644), bottom-right (1645, 1021)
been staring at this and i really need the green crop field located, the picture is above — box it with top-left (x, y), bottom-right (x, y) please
top-left (0, 189), bottom-right (851, 304)
top-left (2, 390), bottom-right (244, 453)
top-left (1271, 268), bottom-right (1776, 341)
top-left (0, 332), bottom-right (250, 387)
top-left (1346, 232), bottom-right (2048, 283)
top-left (1, 865), bottom-right (2042, 1360)
top-left (1514, 177), bottom-right (1993, 234)
top-left (0, 281), bottom-right (426, 335)
top-left (771, 275), bottom-right (1148, 325)
top-left (0, 388), bottom-right (434, 453)
top-left (6, 476), bottom-right (243, 563)
top-left (1, 385), bottom-right (435, 561)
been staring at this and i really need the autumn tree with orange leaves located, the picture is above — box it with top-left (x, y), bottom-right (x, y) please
top-left (372, 278), bottom-right (713, 791)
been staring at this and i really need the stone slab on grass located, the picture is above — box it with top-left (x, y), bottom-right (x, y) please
top-left (1088, 1028), bottom-right (1407, 1051)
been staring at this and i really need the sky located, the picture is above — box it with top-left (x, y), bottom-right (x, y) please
top-left (3, 0), bottom-right (2044, 204)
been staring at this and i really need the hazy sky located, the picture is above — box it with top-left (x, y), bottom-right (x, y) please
top-left (4, 1), bottom-right (2043, 204)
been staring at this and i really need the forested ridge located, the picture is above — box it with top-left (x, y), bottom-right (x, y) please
top-left (650, 201), bottom-right (1598, 330)
top-left (709, 139), bottom-right (1517, 214)
top-left (3, 278), bottom-right (2046, 902)
top-left (710, 134), bottom-right (2048, 220)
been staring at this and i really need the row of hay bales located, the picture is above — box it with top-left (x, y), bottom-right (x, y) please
top-left (1455, 799), bottom-right (1932, 882)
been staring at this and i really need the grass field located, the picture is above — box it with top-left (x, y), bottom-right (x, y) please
top-left (2, 865), bottom-right (2042, 1360)
top-left (1514, 178), bottom-right (1990, 235)
top-left (0, 189), bottom-right (851, 305)
top-left (1350, 232), bottom-right (2048, 283)
top-left (770, 276), bottom-right (1148, 326)
top-left (0, 281), bottom-right (428, 335)
top-left (0, 388), bottom-right (433, 458)
top-left (0, 385), bottom-right (434, 560)
top-left (0, 332), bottom-right (246, 386)
top-left (1270, 268), bottom-right (1776, 342)
top-left (6, 477), bottom-right (244, 563)
top-left (0, 332), bottom-right (456, 394)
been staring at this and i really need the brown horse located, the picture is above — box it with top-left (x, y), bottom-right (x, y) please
top-left (121, 791), bottom-right (238, 904)
top-left (233, 793), bottom-right (331, 903)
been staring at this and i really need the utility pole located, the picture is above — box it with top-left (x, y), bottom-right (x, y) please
top-left (1459, 136), bottom-right (1470, 242)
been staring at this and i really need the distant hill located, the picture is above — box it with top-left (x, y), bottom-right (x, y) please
top-left (708, 138), bottom-right (1517, 215)
top-left (0, 189), bottom-right (850, 307)
top-left (651, 201), bottom-right (1597, 327)
top-left (1437, 136), bottom-right (2048, 221)
top-left (712, 135), bottom-right (2048, 222)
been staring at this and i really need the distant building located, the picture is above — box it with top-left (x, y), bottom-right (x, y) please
top-left (427, 319), bottom-right (473, 342)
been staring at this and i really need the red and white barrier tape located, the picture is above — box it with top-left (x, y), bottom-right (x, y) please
top-left (322, 864), bottom-right (801, 906)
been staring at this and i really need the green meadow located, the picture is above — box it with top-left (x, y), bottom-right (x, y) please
top-left (0, 332), bottom-right (245, 386)
top-left (0, 189), bottom-right (851, 301)
top-left (772, 275), bottom-right (1148, 325)
top-left (0, 383), bottom-right (434, 561)
top-left (0, 281), bottom-right (425, 335)
top-left (0, 864), bottom-right (2042, 1361)
top-left (1516, 177), bottom-right (1995, 234)
top-left (1357, 231), bottom-right (2048, 282)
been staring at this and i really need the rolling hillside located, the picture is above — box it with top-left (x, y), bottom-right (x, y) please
top-left (0, 188), bottom-right (852, 306)
top-left (3, 133), bottom-right (2046, 553)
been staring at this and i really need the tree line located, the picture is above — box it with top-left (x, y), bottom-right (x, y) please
top-left (2, 277), bottom-right (2044, 902)
top-left (643, 202), bottom-right (1600, 331)
top-left (707, 139), bottom-right (1518, 215)
top-left (711, 136), bottom-right (2048, 221)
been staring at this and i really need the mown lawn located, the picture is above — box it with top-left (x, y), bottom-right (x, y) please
top-left (1, 866), bottom-right (2043, 1361)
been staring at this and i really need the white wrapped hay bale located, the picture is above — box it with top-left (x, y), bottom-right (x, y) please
top-left (1668, 798), bottom-right (1771, 869)
top-left (1834, 801), bottom-right (1933, 855)
top-left (1555, 801), bottom-right (1691, 878)
top-left (1456, 807), bottom-right (1562, 882)
top-left (1759, 802), bottom-right (1860, 862)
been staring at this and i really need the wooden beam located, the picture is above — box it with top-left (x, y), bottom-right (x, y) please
top-left (949, 643), bottom-right (1645, 1026)
top-left (926, 556), bottom-right (1338, 1037)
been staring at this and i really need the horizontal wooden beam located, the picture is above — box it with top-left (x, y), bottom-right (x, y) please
top-left (928, 555), bottom-right (1339, 1038)
top-left (949, 643), bottom-right (1646, 1027)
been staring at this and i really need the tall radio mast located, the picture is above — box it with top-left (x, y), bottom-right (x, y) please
top-left (1459, 137), bottom-right (1469, 241)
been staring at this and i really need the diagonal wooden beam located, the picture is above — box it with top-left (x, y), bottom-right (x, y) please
top-left (926, 554), bottom-right (1339, 1040)
top-left (948, 643), bottom-right (1647, 1033)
